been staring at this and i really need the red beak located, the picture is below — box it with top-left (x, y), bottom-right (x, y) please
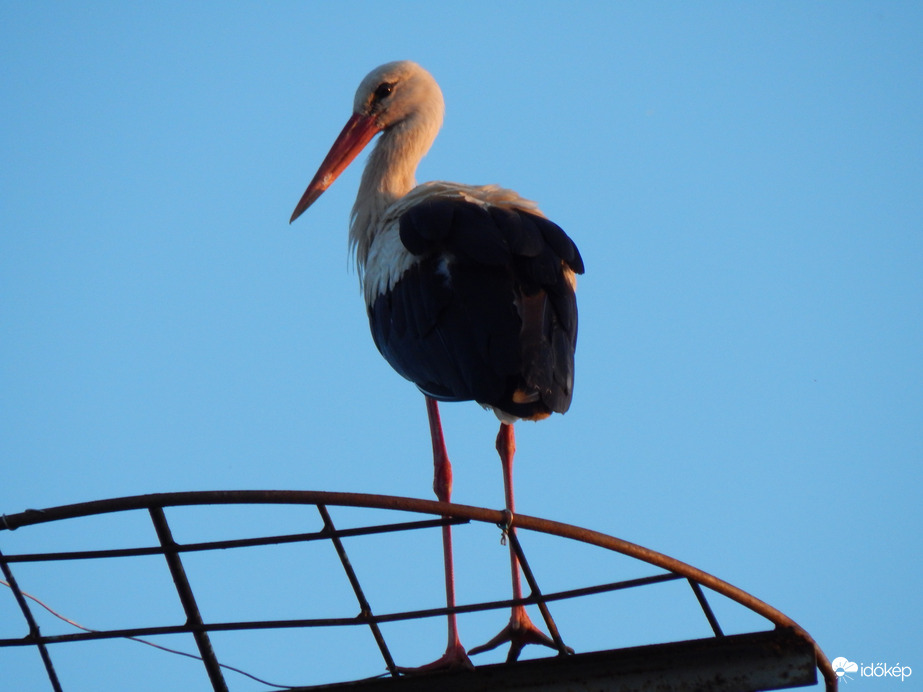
top-left (290, 112), bottom-right (380, 224)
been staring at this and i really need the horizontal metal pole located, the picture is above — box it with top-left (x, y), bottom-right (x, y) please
top-left (0, 572), bottom-right (683, 648)
top-left (285, 629), bottom-right (817, 692)
top-left (2, 516), bottom-right (468, 563)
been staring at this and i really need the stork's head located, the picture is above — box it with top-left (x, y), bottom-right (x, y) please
top-left (290, 61), bottom-right (444, 223)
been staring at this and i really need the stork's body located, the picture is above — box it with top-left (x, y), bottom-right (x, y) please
top-left (291, 61), bottom-right (583, 669)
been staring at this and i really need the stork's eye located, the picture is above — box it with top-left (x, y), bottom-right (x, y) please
top-left (374, 82), bottom-right (394, 100)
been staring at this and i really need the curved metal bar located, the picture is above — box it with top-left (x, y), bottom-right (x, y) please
top-left (0, 490), bottom-right (837, 690)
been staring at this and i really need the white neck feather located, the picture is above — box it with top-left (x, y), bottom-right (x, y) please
top-left (349, 99), bottom-right (443, 276)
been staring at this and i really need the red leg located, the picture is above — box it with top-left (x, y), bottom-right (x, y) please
top-left (399, 398), bottom-right (471, 672)
top-left (468, 422), bottom-right (557, 662)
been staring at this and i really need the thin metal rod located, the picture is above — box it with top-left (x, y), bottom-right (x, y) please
top-left (2, 516), bottom-right (468, 564)
top-left (149, 507), bottom-right (228, 692)
top-left (0, 572), bottom-right (687, 650)
top-left (542, 571), bottom-right (682, 602)
top-left (317, 504), bottom-right (398, 677)
top-left (688, 578), bottom-right (724, 637)
top-left (504, 528), bottom-right (570, 656)
top-left (0, 548), bottom-right (63, 692)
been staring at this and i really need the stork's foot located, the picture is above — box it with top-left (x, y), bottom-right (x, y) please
top-left (397, 639), bottom-right (473, 674)
top-left (468, 607), bottom-right (570, 662)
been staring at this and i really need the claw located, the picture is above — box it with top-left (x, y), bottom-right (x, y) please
top-left (397, 639), bottom-right (473, 674)
top-left (468, 606), bottom-right (570, 662)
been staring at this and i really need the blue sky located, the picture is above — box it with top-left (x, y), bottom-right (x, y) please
top-left (2, 2), bottom-right (921, 690)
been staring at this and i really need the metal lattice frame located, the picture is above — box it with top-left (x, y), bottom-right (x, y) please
top-left (0, 491), bottom-right (837, 691)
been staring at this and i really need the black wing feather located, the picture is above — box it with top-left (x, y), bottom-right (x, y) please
top-left (370, 197), bottom-right (583, 419)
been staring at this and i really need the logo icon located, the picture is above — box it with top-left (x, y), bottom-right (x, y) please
top-left (832, 657), bottom-right (859, 682)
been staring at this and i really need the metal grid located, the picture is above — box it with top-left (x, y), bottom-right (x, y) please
top-left (0, 490), bottom-right (837, 691)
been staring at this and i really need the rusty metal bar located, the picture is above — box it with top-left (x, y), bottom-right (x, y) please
top-left (318, 504), bottom-right (398, 677)
top-left (148, 507), bottom-right (228, 692)
top-left (0, 572), bottom-right (686, 650)
top-left (284, 629), bottom-right (817, 692)
top-left (0, 548), bottom-right (63, 692)
top-left (1, 516), bottom-right (467, 564)
top-left (0, 491), bottom-right (508, 531)
top-left (540, 571), bottom-right (682, 601)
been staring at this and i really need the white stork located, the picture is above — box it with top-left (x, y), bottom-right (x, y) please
top-left (290, 61), bottom-right (583, 669)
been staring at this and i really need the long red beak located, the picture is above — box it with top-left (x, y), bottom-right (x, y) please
top-left (290, 112), bottom-right (380, 224)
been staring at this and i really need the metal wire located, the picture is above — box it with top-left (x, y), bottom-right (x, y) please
top-left (0, 490), bottom-right (837, 691)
